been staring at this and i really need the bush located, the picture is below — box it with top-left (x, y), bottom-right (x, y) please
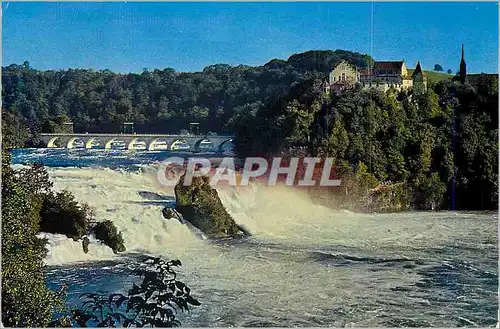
top-left (413, 172), bottom-right (447, 210)
top-left (40, 191), bottom-right (93, 241)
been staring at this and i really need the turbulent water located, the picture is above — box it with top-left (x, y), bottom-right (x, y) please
top-left (12, 148), bottom-right (499, 327)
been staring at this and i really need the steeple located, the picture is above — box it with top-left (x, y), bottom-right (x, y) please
top-left (412, 61), bottom-right (427, 94)
top-left (412, 61), bottom-right (424, 77)
top-left (459, 44), bottom-right (467, 84)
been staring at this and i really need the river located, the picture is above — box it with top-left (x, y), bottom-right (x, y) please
top-left (11, 148), bottom-right (498, 327)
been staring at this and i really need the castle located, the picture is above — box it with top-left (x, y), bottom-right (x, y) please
top-left (323, 59), bottom-right (427, 94)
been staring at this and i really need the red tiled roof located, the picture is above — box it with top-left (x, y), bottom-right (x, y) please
top-left (373, 61), bottom-right (404, 70)
top-left (358, 68), bottom-right (371, 75)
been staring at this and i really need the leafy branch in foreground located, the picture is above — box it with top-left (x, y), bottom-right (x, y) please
top-left (54, 257), bottom-right (201, 327)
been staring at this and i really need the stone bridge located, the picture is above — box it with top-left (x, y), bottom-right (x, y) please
top-left (39, 133), bottom-right (234, 152)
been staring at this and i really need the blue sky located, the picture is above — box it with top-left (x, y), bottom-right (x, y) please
top-left (2, 2), bottom-right (498, 73)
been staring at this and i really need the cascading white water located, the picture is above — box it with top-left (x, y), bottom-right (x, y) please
top-left (38, 164), bottom-right (497, 327)
top-left (43, 165), bottom-right (497, 263)
top-left (42, 166), bottom-right (213, 265)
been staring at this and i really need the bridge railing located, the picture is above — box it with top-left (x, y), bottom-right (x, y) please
top-left (39, 133), bottom-right (233, 138)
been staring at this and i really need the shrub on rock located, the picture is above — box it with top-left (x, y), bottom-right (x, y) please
top-left (174, 174), bottom-right (245, 238)
top-left (90, 220), bottom-right (126, 254)
top-left (40, 190), bottom-right (93, 241)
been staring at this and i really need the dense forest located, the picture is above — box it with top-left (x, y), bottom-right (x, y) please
top-left (232, 73), bottom-right (498, 211)
top-left (2, 49), bottom-right (498, 211)
top-left (2, 50), bottom-right (372, 144)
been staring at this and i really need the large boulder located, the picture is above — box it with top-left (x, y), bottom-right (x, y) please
top-left (90, 220), bottom-right (126, 254)
top-left (174, 173), bottom-right (246, 239)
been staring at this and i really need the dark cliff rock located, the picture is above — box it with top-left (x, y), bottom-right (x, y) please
top-left (174, 173), bottom-right (247, 239)
top-left (90, 220), bottom-right (126, 254)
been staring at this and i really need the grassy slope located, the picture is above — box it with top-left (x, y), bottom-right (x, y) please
top-left (407, 69), bottom-right (453, 83)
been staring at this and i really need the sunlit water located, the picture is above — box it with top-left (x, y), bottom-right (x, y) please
top-left (11, 148), bottom-right (499, 327)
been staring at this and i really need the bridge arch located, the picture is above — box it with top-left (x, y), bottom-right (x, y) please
top-left (193, 138), bottom-right (214, 152)
top-left (170, 139), bottom-right (190, 151)
top-left (218, 138), bottom-right (234, 153)
top-left (127, 137), bottom-right (150, 150)
top-left (67, 137), bottom-right (85, 149)
top-left (147, 138), bottom-right (169, 151)
top-left (105, 138), bottom-right (127, 150)
top-left (47, 137), bottom-right (61, 148)
top-left (85, 138), bottom-right (105, 149)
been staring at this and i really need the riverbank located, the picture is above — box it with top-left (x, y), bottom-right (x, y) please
top-left (7, 148), bottom-right (497, 327)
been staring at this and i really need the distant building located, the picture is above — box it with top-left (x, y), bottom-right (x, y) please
top-left (459, 44), bottom-right (467, 84)
top-left (452, 44), bottom-right (498, 86)
top-left (411, 62), bottom-right (428, 94)
top-left (327, 60), bottom-right (359, 93)
top-left (360, 61), bottom-right (414, 92)
top-left (325, 59), bottom-right (427, 94)
top-left (121, 122), bottom-right (135, 134)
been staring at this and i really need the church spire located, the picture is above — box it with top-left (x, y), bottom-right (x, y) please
top-left (460, 43), bottom-right (467, 84)
top-left (412, 61), bottom-right (423, 77)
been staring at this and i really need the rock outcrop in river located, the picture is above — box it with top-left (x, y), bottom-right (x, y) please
top-left (168, 173), bottom-right (248, 239)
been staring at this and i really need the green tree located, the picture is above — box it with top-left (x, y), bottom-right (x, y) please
top-left (2, 150), bottom-right (64, 327)
top-left (433, 64), bottom-right (443, 72)
top-left (1, 110), bottom-right (29, 148)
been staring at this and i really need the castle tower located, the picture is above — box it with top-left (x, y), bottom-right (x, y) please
top-left (459, 44), bottom-right (467, 84)
top-left (411, 61), bottom-right (427, 94)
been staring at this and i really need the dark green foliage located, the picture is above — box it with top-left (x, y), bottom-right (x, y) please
top-left (451, 78), bottom-right (499, 209)
top-left (1, 149), bottom-right (64, 327)
top-left (174, 174), bottom-right (243, 238)
top-left (434, 64), bottom-right (444, 72)
top-left (40, 190), bottom-right (94, 241)
top-left (1, 109), bottom-right (30, 148)
top-left (234, 74), bottom-right (498, 211)
top-left (413, 172), bottom-right (447, 210)
top-left (90, 220), bottom-right (126, 254)
top-left (286, 49), bottom-right (372, 73)
top-left (63, 257), bottom-right (200, 327)
top-left (2, 51), bottom-right (371, 137)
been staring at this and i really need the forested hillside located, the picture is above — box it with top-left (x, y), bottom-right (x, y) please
top-left (2, 49), bottom-right (497, 210)
top-left (233, 74), bottom-right (498, 210)
top-left (2, 50), bottom-right (372, 145)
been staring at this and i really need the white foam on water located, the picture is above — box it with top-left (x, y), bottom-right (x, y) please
top-left (42, 165), bottom-right (497, 326)
top-left (43, 166), bottom-right (217, 266)
top-left (45, 165), bottom-right (497, 264)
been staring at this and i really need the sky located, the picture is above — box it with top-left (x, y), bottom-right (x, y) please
top-left (2, 2), bottom-right (498, 74)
